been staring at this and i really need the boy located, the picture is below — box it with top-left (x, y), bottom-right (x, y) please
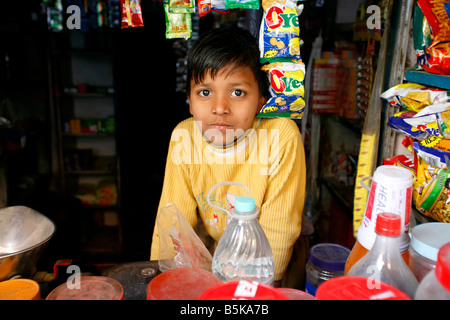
top-left (150, 26), bottom-right (306, 287)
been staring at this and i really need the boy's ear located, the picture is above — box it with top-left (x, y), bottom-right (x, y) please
top-left (256, 95), bottom-right (267, 114)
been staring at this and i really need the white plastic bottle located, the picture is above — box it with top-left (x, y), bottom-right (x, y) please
top-left (415, 242), bottom-right (450, 300)
top-left (347, 212), bottom-right (418, 298)
top-left (212, 196), bottom-right (275, 285)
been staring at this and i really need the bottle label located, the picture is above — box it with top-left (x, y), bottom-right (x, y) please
top-left (305, 280), bottom-right (317, 296)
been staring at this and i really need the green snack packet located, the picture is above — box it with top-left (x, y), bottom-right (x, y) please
top-left (164, 2), bottom-right (192, 39)
top-left (224, 0), bottom-right (259, 10)
top-left (169, 0), bottom-right (196, 13)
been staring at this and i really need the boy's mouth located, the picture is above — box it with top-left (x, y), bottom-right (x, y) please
top-left (208, 123), bottom-right (232, 131)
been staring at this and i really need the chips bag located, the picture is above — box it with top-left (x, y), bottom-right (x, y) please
top-left (418, 0), bottom-right (450, 75)
top-left (164, 2), bottom-right (192, 39)
top-left (414, 155), bottom-right (450, 222)
top-left (168, 0), bottom-right (195, 13)
top-left (120, 0), bottom-right (144, 28)
top-left (259, 0), bottom-right (303, 63)
top-left (388, 102), bottom-right (450, 140)
top-left (413, 5), bottom-right (433, 69)
top-left (225, 0), bottom-right (259, 9)
top-left (381, 82), bottom-right (450, 112)
top-left (198, 0), bottom-right (212, 17)
top-left (258, 61), bottom-right (306, 119)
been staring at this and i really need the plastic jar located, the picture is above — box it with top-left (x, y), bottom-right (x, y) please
top-left (46, 276), bottom-right (124, 300)
top-left (409, 222), bottom-right (450, 282)
top-left (305, 243), bottom-right (351, 296)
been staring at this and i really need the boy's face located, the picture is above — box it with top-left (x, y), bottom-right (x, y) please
top-left (188, 65), bottom-right (266, 146)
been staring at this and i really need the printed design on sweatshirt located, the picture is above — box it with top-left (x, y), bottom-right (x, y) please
top-left (195, 191), bottom-right (230, 233)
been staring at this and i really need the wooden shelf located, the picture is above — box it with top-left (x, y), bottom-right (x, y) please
top-left (405, 69), bottom-right (450, 90)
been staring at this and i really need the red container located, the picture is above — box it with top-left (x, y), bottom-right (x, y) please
top-left (315, 276), bottom-right (411, 300)
top-left (46, 276), bottom-right (124, 300)
top-left (146, 267), bottom-right (221, 300)
top-left (199, 280), bottom-right (289, 300)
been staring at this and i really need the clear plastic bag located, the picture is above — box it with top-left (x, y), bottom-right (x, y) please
top-left (156, 203), bottom-right (213, 272)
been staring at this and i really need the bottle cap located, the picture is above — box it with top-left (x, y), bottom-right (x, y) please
top-left (375, 212), bottom-right (401, 237)
top-left (315, 276), bottom-right (410, 300)
top-left (308, 243), bottom-right (351, 271)
top-left (235, 196), bottom-right (255, 214)
top-left (435, 242), bottom-right (450, 292)
top-left (198, 280), bottom-right (289, 300)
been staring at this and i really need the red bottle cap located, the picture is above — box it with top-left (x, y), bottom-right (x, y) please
top-left (375, 212), bottom-right (401, 237)
top-left (198, 280), bottom-right (289, 300)
top-left (435, 242), bottom-right (450, 292)
top-left (315, 276), bottom-right (410, 300)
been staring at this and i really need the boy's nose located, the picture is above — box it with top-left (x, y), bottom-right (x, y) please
top-left (212, 96), bottom-right (230, 115)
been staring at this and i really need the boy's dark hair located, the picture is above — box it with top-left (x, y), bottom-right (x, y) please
top-left (186, 26), bottom-right (269, 98)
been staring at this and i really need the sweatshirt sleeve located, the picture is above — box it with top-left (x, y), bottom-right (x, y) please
top-left (257, 121), bottom-right (306, 281)
top-left (150, 124), bottom-right (198, 261)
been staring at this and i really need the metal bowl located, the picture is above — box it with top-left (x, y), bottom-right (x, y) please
top-left (0, 206), bottom-right (55, 281)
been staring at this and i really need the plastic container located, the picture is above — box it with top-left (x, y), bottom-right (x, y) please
top-left (409, 222), bottom-right (450, 282)
top-left (46, 276), bottom-right (124, 300)
top-left (315, 276), bottom-right (411, 300)
top-left (347, 213), bottom-right (418, 299)
top-left (345, 165), bottom-right (413, 274)
top-left (198, 280), bottom-right (289, 300)
top-left (0, 278), bottom-right (41, 300)
top-left (305, 243), bottom-right (351, 296)
top-left (415, 242), bottom-right (450, 300)
top-left (146, 267), bottom-right (221, 300)
top-left (212, 196), bottom-right (275, 285)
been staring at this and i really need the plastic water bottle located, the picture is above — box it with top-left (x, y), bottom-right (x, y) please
top-left (347, 212), bottom-right (419, 299)
top-left (212, 196), bottom-right (275, 285)
top-left (415, 242), bottom-right (450, 300)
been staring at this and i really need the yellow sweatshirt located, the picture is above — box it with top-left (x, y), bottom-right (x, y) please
top-left (150, 116), bottom-right (306, 280)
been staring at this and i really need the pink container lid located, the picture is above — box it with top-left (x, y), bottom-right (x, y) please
top-left (46, 276), bottom-right (124, 300)
top-left (278, 288), bottom-right (315, 300)
top-left (146, 267), bottom-right (222, 300)
top-left (199, 280), bottom-right (289, 300)
top-left (315, 276), bottom-right (411, 300)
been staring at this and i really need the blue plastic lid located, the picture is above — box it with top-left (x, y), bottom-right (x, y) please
top-left (308, 243), bottom-right (351, 271)
top-left (235, 196), bottom-right (255, 214)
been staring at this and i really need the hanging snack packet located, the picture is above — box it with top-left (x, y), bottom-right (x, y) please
top-left (259, 0), bottom-right (303, 63)
top-left (212, 0), bottom-right (230, 13)
top-left (381, 82), bottom-right (450, 112)
top-left (164, 2), bottom-right (192, 39)
top-left (418, 0), bottom-right (450, 75)
top-left (169, 0), bottom-right (195, 13)
top-left (120, 0), bottom-right (144, 28)
top-left (225, 0), bottom-right (259, 10)
top-left (258, 61), bottom-right (306, 119)
top-left (198, 0), bottom-right (212, 17)
top-left (413, 5), bottom-right (433, 69)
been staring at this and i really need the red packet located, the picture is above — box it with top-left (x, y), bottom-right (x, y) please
top-left (121, 0), bottom-right (144, 28)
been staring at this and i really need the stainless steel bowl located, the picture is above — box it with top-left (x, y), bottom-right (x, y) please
top-left (0, 206), bottom-right (55, 281)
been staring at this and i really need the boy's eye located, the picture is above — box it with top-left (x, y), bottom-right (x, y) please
top-left (198, 89), bottom-right (211, 97)
top-left (231, 89), bottom-right (245, 97)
